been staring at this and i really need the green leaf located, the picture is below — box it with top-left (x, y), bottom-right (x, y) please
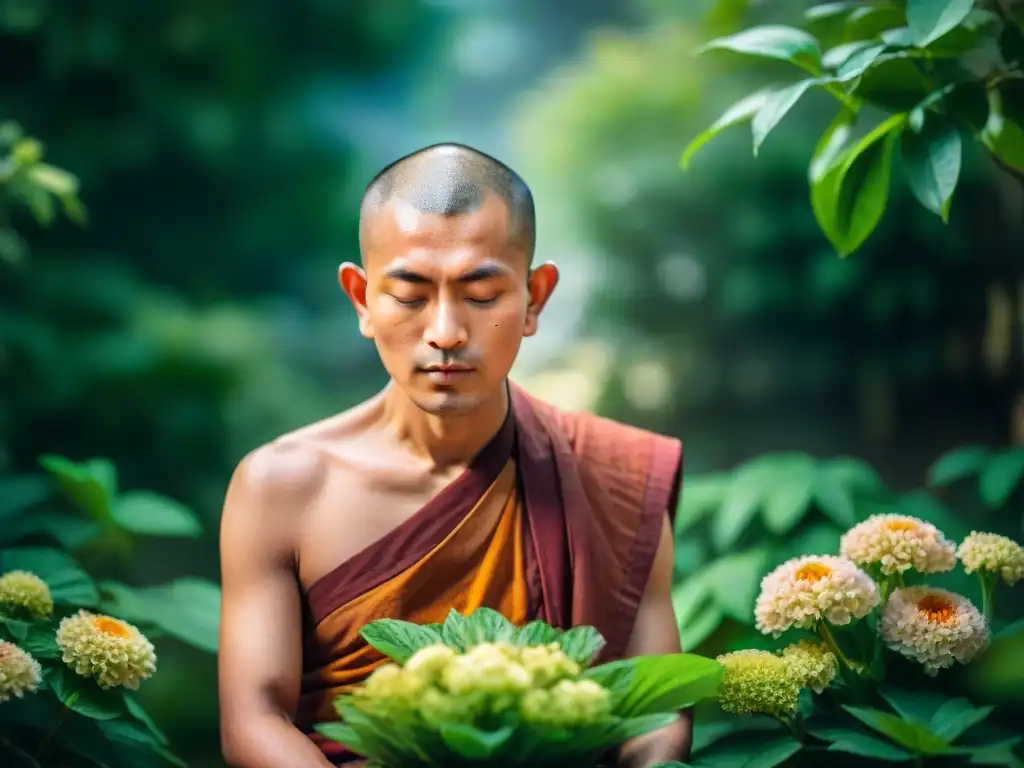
top-left (123, 692), bottom-right (170, 746)
top-left (20, 621), bottom-right (60, 659)
top-left (928, 445), bottom-right (989, 485)
top-left (45, 665), bottom-right (126, 720)
top-left (2, 547), bottom-right (98, 606)
top-left (810, 108), bottom-right (857, 183)
top-left (929, 699), bottom-right (993, 742)
top-left (906, 0), bottom-right (977, 46)
top-left (805, 2), bottom-right (862, 22)
top-left (315, 722), bottom-right (365, 754)
top-left (995, 618), bottom-right (1024, 639)
top-left (813, 473), bottom-right (856, 526)
top-left (843, 705), bottom-right (951, 754)
top-left (692, 728), bottom-right (803, 767)
top-left (438, 723), bottom-right (514, 759)
top-left (441, 608), bottom-right (470, 651)
top-left (104, 578), bottom-right (221, 653)
top-left (514, 619), bottom-right (561, 646)
top-left (708, 548), bottom-right (770, 622)
top-left (982, 91), bottom-right (1024, 173)
top-left (811, 113), bottom-right (903, 256)
top-left (752, 79), bottom-right (829, 156)
top-left (901, 112), bottom-right (962, 221)
top-left (1, 512), bottom-right (101, 550)
top-left (679, 602), bottom-right (724, 651)
top-left (463, 606), bottom-right (517, 644)
top-left (879, 685), bottom-right (954, 726)
top-left (852, 55), bottom-right (932, 112)
top-left (39, 455), bottom-right (117, 524)
top-left (814, 726), bottom-right (914, 761)
top-left (615, 653), bottom-right (723, 716)
top-left (360, 619), bottom-right (444, 663)
top-left (675, 472), bottom-right (730, 533)
top-left (681, 90), bottom-right (774, 170)
top-left (835, 43), bottom-right (887, 80)
top-left (112, 492), bottom-right (202, 538)
top-left (947, 79), bottom-right (990, 132)
top-left (822, 40), bottom-right (876, 70)
top-left (821, 456), bottom-right (884, 492)
top-left (695, 26), bottom-right (822, 72)
top-left (712, 463), bottom-right (771, 551)
top-left (978, 447), bottom-right (1024, 508)
top-left (582, 658), bottom-right (636, 700)
top-left (762, 467), bottom-right (816, 535)
top-left (557, 625), bottom-right (606, 664)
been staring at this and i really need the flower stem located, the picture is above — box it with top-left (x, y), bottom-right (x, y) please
top-left (979, 573), bottom-right (998, 622)
top-left (36, 694), bottom-right (76, 761)
top-left (817, 621), bottom-right (862, 676)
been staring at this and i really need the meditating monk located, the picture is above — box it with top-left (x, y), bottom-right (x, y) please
top-left (217, 143), bottom-right (688, 767)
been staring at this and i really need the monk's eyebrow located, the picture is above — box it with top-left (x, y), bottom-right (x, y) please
top-left (455, 264), bottom-right (509, 283)
top-left (382, 263), bottom-right (510, 284)
top-left (383, 267), bottom-right (430, 284)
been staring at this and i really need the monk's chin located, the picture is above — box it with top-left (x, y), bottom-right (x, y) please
top-left (413, 388), bottom-right (489, 416)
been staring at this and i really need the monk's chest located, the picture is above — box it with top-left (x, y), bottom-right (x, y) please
top-left (295, 458), bottom-right (465, 592)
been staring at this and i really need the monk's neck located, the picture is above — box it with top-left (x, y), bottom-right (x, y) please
top-left (381, 382), bottom-right (509, 470)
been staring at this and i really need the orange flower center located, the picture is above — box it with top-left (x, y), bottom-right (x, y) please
top-left (93, 617), bottom-right (131, 638)
top-left (886, 520), bottom-right (918, 533)
top-left (795, 563), bottom-right (832, 582)
top-left (917, 595), bottom-right (956, 625)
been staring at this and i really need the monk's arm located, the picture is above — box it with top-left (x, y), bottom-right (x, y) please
top-left (218, 447), bottom-right (335, 768)
top-left (617, 514), bottom-right (692, 768)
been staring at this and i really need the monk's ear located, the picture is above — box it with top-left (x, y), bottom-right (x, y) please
top-left (339, 262), bottom-right (374, 340)
top-left (524, 261), bottom-right (559, 337)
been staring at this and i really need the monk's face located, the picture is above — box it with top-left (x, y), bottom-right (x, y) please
top-left (342, 193), bottom-right (558, 415)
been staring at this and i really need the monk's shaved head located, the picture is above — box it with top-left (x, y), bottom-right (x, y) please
top-left (359, 143), bottom-right (536, 262)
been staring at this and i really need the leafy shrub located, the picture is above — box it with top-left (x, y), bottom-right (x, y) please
top-left (0, 455), bottom-right (221, 768)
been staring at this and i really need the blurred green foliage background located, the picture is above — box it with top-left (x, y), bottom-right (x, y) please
top-left (2, 0), bottom-right (1022, 765)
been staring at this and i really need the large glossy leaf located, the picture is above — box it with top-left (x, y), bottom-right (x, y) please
top-left (695, 26), bottom-right (822, 72)
top-left (927, 445), bottom-right (989, 485)
top-left (101, 577), bottom-right (221, 653)
top-left (680, 90), bottom-right (773, 170)
top-left (2, 547), bottom-right (98, 606)
top-left (811, 114), bottom-right (903, 256)
top-left (708, 548), bottom-right (770, 622)
top-left (360, 619), bottom-right (444, 663)
top-left (112, 491), bottom-right (202, 538)
top-left (901, 112), bottom-right (962, 221)
top-left (462, 606), bottom-right (517, 645)
top-left (906, 0), bottom-right (977, 46)
top-left (44, 665), bottom-right (125, 721)
top-left (438, 724), bottom-right (514, 759)
top-left (691, 728), bottom-right (803, 767)
top-left (843, 705), bottom-right (950, 754)
top-left (812, 726), bottom-right (914, 761)
top-left (614, 654), bottom-right (722, 716)
top-left (39, 455), bottom-right (117, 524)
top-left (557, 625), bottom-right (605, 664)
top-left (712, 463), bottom-right (772, 551)
top-left (978, 447), bottom-right (1024, 509)
top-left (752, 79), bottom-right (830, 155)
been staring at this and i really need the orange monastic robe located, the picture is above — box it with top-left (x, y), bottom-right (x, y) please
top-left (296, 383), bottom-right (683, 765)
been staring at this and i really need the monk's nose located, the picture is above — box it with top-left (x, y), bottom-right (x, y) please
top-left (424, 300), bottom-right (468, 350)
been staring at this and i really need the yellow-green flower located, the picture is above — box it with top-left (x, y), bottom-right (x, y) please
top-left (0, 570), bottom-right (53, 620)
top-left (518, 642), bottom-right (580, 687)
top-left (957, 532), bottom-right (1024, 586)
top-left (780, 640), bottom-right (837, 694)
top-left (716, 649), bottom-right (800, 718)
top-left (55, 610), bottom-right (156, 690)
top-left (0, 641), bottom-right (42, 702)
top-left (520, 679), bottom-right (611, 727)
top-left (404, 644), bottom-right (457, 682)
top-left (441, 642), bottom-right (531, 696)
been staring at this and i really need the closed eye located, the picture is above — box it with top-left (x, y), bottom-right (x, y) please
top-left (468, 296), bottom-right (500, 306)
top-left (390, 295), bottom-right (425, 307)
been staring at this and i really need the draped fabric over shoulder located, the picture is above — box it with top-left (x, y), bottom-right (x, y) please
top-left (297, 382), bottom-right (683, 765)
